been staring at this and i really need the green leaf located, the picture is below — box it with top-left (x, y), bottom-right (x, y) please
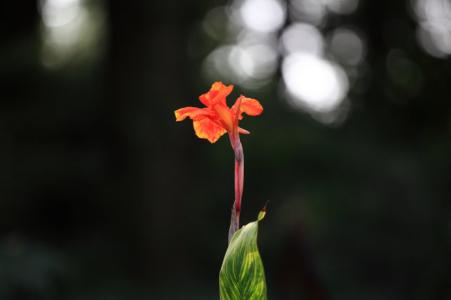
top-left (219, 210), bottom-right (267, 300)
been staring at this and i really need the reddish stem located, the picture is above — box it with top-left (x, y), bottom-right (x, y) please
top-left (228, 132), bottom-right (244, 242)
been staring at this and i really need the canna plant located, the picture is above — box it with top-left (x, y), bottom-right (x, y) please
top-left (175, 82), bottom-right (267, 300)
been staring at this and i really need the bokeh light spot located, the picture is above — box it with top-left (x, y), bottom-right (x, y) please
top-left (282, 53), bottom-right (349, 113)
top-left (40, 0), bottom-right (81, 28)
top-left (289, 0), bottom-right (359, 25)
top-left (39, 0), bottom-right (105, 69)
top-left (329, 28), bottom-right (366, 65)
top-left (289, 0), bottom-right (326, 25)
top-left (239, 0), bottom-right (286, 33)
top-left (323, 0), bottom-right (359, 14)
top-left (412, 0), bottom-right (451, 57)
top-left (281, 23), bottom-right (324, 56)
top-left (203, 41), bottom-right (278, 89)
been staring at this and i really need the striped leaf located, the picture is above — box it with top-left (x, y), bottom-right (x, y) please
top-left (219, 211), bottom-right (267, 300)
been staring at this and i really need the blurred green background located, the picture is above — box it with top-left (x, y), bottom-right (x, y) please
top-left (1, 0), bottom-right (451, 299)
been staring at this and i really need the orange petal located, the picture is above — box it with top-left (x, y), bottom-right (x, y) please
top-left (199, 82), bottom-right (233, 106)
top-left (234, 96), bottom-right (263, 117)
top-left (193, 118), bottom-right (227, 143)
top-left (175, 107), bottom-right (213, 121)
top-left (212, 103), bottom-right (234, 132)
top-left (238, 127), bottom-right (250, 134)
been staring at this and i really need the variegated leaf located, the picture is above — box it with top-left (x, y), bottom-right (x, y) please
top-left (219, 211), bottom-right (267, 300)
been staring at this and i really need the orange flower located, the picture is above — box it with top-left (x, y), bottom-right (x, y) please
top-left (174, 82), bottom-right (263, 143)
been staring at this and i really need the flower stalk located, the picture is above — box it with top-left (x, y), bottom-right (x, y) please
top-left (174, 81), bottom-right (267, 299)
top-left (228, 131), bottom-right (244, 242)
top-left (174, 81), bottom-right (263, 241)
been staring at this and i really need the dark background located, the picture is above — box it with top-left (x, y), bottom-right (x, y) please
top-left (1, 0), bottom-right (450, 299)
